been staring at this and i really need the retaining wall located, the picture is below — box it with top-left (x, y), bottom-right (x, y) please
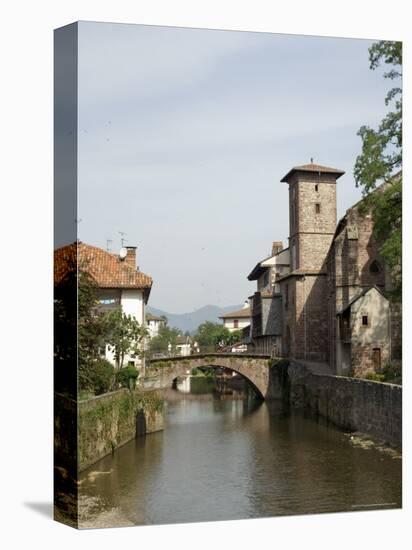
top-left (76, 389), bottom-right (164, 472)
top-left (288, 361), bottom-right (402, 448)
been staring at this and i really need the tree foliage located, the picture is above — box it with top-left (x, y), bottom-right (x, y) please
top-left (194, 321), bottom-right (242, 350)
top-left (149, 322), bottom-right (181, 355)
top-left (105, 309), bottom-right (148, 370)
top-left (354, 40), bottom-right (402, 299)
top-left (78, 267), bottom-right (110, 391)
top-left (116, 364), bottom-right (139, 389)
top-left (86, 358), bottom-right (115, 395)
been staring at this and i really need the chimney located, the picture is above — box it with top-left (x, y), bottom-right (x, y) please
top-left (124, 246), bottom-right (137, 269)
top-left (272, 241), bottom-right (283, 256)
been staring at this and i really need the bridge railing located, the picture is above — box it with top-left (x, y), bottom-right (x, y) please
top-left (145, 345), bottom-right (225, 361)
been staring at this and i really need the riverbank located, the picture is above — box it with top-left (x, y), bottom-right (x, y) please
top-left (78, 388), bottom-right (401, 527)
top-left (285, 360), bottom-right (402, 449)
top-left (78, 388), bottom-right (164, 472)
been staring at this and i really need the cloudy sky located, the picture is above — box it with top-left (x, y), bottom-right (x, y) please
top-left (77, 22), bottom-right (390, 313)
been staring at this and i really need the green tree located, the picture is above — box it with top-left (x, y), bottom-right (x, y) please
top-left (78, 266), bottom-right (110, 392)
top-left (106, 308), bottom-right (148, 369)
top-left (87, 358), bottom-right (115, 396)
top-left (194, 322), bottom-right (242, 350)
top-left (354, 40), bottom-right (402, 299)
top-left (149, 323), bottom-right (181, 355)
top-left (116, 364), bottom-right (139, 389)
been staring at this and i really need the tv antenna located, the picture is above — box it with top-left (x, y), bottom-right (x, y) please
top-left (119, 231), bottom-right (127, 247)
top-left (106, 239), bottom-right (112, 252)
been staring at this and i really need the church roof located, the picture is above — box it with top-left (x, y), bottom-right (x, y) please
top-left (281, 162), bottom-right (345, 182)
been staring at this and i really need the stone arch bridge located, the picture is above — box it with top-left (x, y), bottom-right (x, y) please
top-left (146, 353), bottom-right (279, 399)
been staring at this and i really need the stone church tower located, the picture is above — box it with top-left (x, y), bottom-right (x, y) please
top-left (278, 162), bottom-right (344, 361)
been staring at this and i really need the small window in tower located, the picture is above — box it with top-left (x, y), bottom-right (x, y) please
top-left (315, 203), bottom-right (321, 214)
top-left (315, 184), bottom-right (318, 192)
top-left (362, 315), bottom-right (369, 327)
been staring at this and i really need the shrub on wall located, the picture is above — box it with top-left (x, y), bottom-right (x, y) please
top-left (87, 358), bottom-right (115, 395)
top-left (116, 365), bottom-right (139, 389)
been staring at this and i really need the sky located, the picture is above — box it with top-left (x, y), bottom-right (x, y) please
top-left (77, 22), bottom-right (391, 314)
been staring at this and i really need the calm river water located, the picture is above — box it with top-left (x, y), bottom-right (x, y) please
top-left (78, 383), bottom-right (402, 528)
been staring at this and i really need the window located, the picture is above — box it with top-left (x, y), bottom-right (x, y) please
top-left (233, 319), bottom-right (239, 329)
top-left (285, 284), bottom-right (289, 309)
top-left (370, 260), bottom-right (381, 274)
top-left (362, 315), bottom-right (369, 326)
top-left (263, 271), bottom-right (269, 287)
top-left (315, 203), bottom-right (321, 214)
top-left (315, 184), bottom-right (319, 192)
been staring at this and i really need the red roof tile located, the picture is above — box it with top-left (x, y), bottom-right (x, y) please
top-left (54, 242), bottom-right (152, 290)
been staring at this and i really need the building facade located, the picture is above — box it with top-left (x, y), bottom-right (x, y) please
top-left (146, 313), bottom-right (166, 338)
top-left (247, 162), bottom-right (400, 378)
top-left (54, 242), bottom-right (152, 372)
top-left (219, 301), bottom-right (251, 332)
top-left (277, 163), bottom-right (344, 363)
top-left (247, 242), bottom-right (290, 355)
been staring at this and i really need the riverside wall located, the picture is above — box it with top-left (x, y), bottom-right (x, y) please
top-left (286, 360), bottom-right (402, 448)
top-left (55, 389), bottom-right (164, 474)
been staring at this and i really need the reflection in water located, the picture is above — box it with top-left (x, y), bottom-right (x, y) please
top-left (79, 387), bottom-right (401, 528)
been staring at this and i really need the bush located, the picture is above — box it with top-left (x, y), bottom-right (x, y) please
top-left (87, 358), bottom-right (115, 395)
top-left (116, 365), bottom-right (139, 389)
top-left (382, 362), bottom-right (402, 384)
top-left (365, 372), bottom-right (386, 382)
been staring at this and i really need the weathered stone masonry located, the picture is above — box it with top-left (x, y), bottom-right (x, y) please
top-left (55, 389), bottom-right (165, 473)
top-left (287, 361), bottom-right (402, 448)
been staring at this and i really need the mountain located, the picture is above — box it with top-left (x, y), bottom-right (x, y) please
top-left (146, 304), bottom-right (243, 334)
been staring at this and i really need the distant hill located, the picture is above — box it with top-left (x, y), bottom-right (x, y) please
top-left (146, 304), bottom-right (243, 334)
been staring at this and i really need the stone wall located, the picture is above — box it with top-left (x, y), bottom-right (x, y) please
top-left (146, 354), bottom-right (271, 398)
top-left (287, 361), bottom-right (402, 448)
top-left (78, 388), bottom-right (164, 472)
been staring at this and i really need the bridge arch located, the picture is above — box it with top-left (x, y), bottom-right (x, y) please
top-left (146, 353), bottom-right (271, 399)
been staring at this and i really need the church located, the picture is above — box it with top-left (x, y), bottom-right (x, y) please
top-left (248, 162), bottom-right (401, 377)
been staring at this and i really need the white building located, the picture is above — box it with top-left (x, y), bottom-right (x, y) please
top-left (146, 313), bottom-right (166, 338)
top-left (175, 335), bottom-right (192, 356)
top-left (219, 301), bottom-right (251, 332)
top-left (55, 242), bottom-right (152, 373)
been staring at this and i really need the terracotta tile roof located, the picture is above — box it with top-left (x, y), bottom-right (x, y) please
top-left (219, 306), bottom-right (251, 319)
top-left (281, 162), bottom-right (345, 182)
top-left (54, 241), bottom-right (152, 291)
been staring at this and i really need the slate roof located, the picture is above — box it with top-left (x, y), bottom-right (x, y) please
top-left (281, 162), bottom-right (345, 182)
top-left (247, 246), bottom-right (290, 281)
top-left (276, 268), bottom-right (327, 282)
top-left (336, 285), bottom-right (387, 316)
top-left (54, 241), bottom-right (153, 291)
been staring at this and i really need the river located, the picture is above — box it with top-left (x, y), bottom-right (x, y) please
top-left (78, 379), bottom-right (402, 528)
